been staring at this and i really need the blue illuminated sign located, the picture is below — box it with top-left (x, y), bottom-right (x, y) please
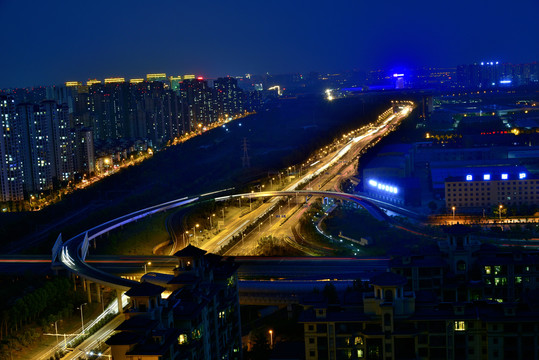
top-left (483, 174), bottom-right (491, 181)
top-left (501, 173), bottom-right (508, 180)
top-left (368, 179), bottom-right (398, 194)
top-left (519, 173), bottom-right (526, 179)
top-left (466, 175), bottom-right (473, 181)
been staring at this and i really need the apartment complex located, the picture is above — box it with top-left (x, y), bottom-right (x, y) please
top-left (107, 245), bottom-right (242, 360)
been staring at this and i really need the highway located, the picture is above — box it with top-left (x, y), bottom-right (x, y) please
top-left (200, 103), bottom-right (415, 255)
top-left (24, 103), bottom-right (411, 358)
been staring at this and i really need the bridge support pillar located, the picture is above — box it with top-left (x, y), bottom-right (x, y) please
top-left (83, 278), bottom-right (87, 292)
top-left (87, 281), bottom-right (93, 303)
top-left (117, 290), bottom-right (123, 314)
top-left (96, 284), bottom-right (101, 303)
top-left (72, 273), bottom-right (77, 291)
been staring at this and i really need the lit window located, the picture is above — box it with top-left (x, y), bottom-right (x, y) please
top-left (454, 321), bottom-right (466, 331)
top-left (485, 266), bottom-right (491, 275)
top-left (178, 334), bottom-right (188, 344)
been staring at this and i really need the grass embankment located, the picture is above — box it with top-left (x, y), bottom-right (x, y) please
top-left (91, 212), bottom-right (170, 256)
top-left (322, 207), bottom-right (433, 256)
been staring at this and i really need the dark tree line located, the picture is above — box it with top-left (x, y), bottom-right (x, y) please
top-left (0, 276), bottom-right (83, 341)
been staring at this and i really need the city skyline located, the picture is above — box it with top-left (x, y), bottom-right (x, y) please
top-left (1, 0), bottom-right (538, 88)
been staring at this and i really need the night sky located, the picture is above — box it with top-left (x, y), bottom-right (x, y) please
top-left (1, 0), bottom-right (538, 88)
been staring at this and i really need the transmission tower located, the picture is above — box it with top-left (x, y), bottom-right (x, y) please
top-left (242, 137), bottom-right (250, 168)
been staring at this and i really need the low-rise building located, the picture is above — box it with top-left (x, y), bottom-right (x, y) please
top-left (444, 171), bottom-right (539, 211)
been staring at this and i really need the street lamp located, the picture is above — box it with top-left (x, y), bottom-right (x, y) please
top-left (452, 206), bottom-right (455, 220)
top-left (193, 224), bottom-right (200, 243)
top-left (269, 329), bottom-right (273, 348)
top-left (209, 214), bottom-right (215, 229)
top-left (144, 261), bottom-right (151, 274)
top-left (499, 205), bottom-right (503, 221)
top-left (52, 320), bottom-right (59, 344)
top-left (78, 303), bottom-right (87, 334)
top-left (221, 209), bottom-right (225, 226)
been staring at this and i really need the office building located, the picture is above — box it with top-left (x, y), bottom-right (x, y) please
top-left (444, 171), bottom-right (539, 211)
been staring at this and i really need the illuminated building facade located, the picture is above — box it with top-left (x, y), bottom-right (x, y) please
top-left (146, 73), bottom-right (167, 82)
top-left (180, 78), bottom-right (215, 130)
top-left (213, 76), bottom-right (244, 121)
top-left (362, 144), bottom-right (421, 206)
top-left (456, 61), bottom-right (539, 88)
top-left (169, 76), bottom-right (182, 91)
top-left (17, 100), bottom-right (74, 192)
top-left (0, 95), bottom-right (24, 202)
top-left (444, 171), bottom-right (539, 211)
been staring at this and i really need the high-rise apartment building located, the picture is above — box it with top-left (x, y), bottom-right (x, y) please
top-left (0, 95), bottom-right (24, 202)
top-left (180, 78), bottom-right (215, 131)
top-left (17, 100), bottom-right (74, 192)
top-left (214, 77), bottom-right (244, 121)
top-left (72, 126), bottom-right (95, 176)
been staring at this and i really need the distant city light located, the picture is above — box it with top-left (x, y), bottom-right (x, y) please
top-left (197, 76), bottom-right (204, 80)
top-left (393, 73), bottom-right (404, 77)
top-left (519, 172), bottom-right (526, 179)
top-left (499, 80), bottom-right (512, 84)
top-left (481, 62), bottom-right (484, 65)
top-left (483, 174), bottom-right (491, 181)
top-left (501, 173), bottom-right (508, 180)
top-left (466, 175), bottom-right (473, 181)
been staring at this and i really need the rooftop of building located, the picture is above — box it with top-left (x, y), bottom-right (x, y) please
top-left (116, 316), bottom-right (159, 332)
top-left (106, 331), bottom-right (143, 345)
top-left (125, 281), bottom-right (165, 297)
top-left (173, 244), bottom-right (207, 258)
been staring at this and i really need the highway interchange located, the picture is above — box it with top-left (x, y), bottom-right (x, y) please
top-left (3, 103), bottom-right (415, 359)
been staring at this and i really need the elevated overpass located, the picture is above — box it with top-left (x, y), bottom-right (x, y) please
top-left (55, 189), bottom-right (391, 312)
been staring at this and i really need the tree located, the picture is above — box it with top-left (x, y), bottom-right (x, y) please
top-left (246, 329), bottom-right (271, 360)
top-left (323, 283), bottom-right (339, 304)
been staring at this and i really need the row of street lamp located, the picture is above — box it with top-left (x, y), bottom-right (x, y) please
top-left (451, 204), bottom-right (504, 220)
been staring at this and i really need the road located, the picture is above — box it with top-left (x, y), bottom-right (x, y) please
top-left (197, 104), bottom-right (415, 255)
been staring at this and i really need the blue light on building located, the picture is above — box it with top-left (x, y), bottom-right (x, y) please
top-left (501, 173), bottom-right (508, 180)
top-left (466, 175), bottom-right (473, 181)
top-left (483, 174), bottom-right (491, 181)
top-left (369, 179), bottom-right (398, 194)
